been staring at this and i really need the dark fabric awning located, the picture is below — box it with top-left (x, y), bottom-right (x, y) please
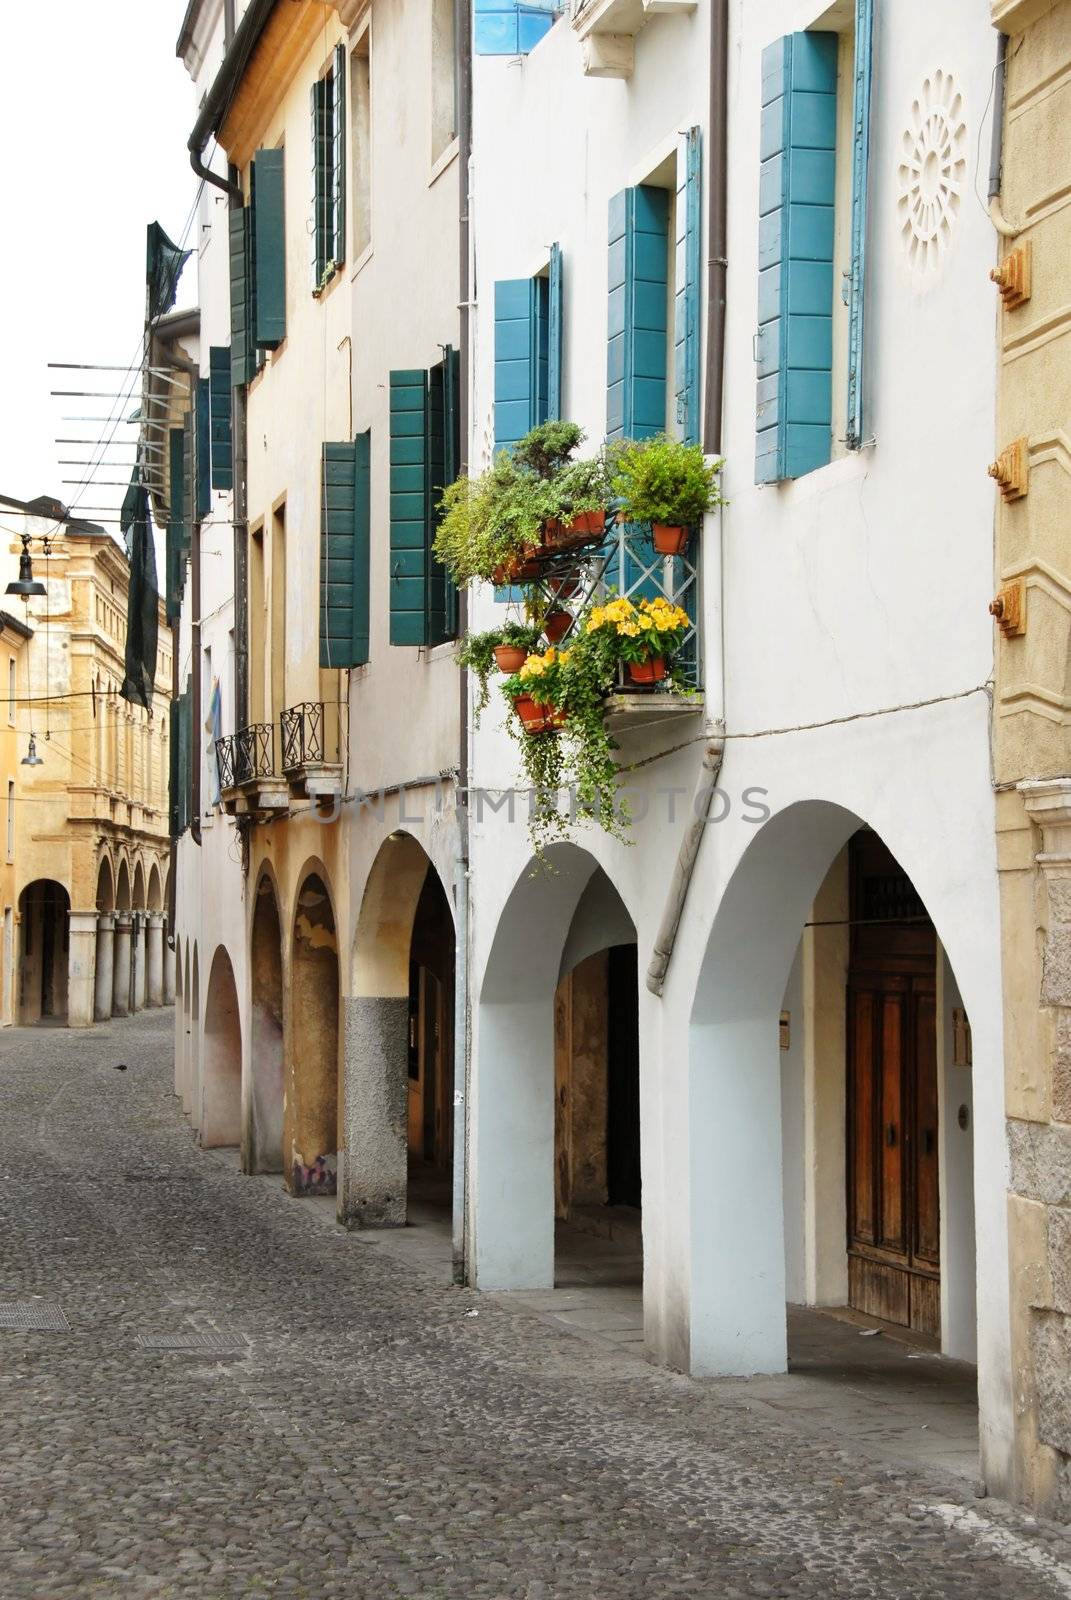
top-left (146, 222), bottom-right (191, 323)
top-left (120, 466), bottom-right (159, 711)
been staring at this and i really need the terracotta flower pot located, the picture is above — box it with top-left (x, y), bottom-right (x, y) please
top-left (652, 523), bottom-right (690, 556)
top-left (539, 704), bottom-right (567, 731)
top-left (543, 611), bottom-right (571, 644)
top-left (494, 644), bottom-right (527, 673)
top-left (566, 509), bottom-right (606, 538)
top-left (627, 656), bottom-right (667, 685)
top-left (514, 694), bottom-right (546, 734)
top-left (548, 576), bottom-right (579, 600)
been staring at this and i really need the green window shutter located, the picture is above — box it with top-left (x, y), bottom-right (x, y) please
top-left (195, 377), bottom-right (211, 520)
top-left (493, 278), bottom-right (548, 453)
top-left (442, 346), bottom-right (461, 639)
top-left (674, 128), bottom-right (702, 446)
top-left (846, 0), bottom-right (873, 450)
top-left (332, 42), bottom-right (347, 269)
top-left (168, 696), bottom-right (180, 835)
top-left (166, 425), bottom-right (186, 623)
top-left (175, 682), bottom-right (192, 835)
top-left (755, 32), bottom-right (837, 484)
top-left (547, 242), bottom-right (563, 423)
top-left (319, 433), bottom-right (370, 667)
top-left (607, 185), bottom-right (669, 441)
top-left (208, 347), bottom-right (233, 490)
top-left (253, 147), bottom-right (286, 347)
top-left (389, 370), bottom-right (429, 646)
top-left (229, 205), bottom-right (256, 385)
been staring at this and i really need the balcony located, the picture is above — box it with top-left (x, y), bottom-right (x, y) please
top-left (280, 702), bottom-right (343, 806)
top-left (216, 723), bottom-right (288, 818)
top-left (570, 0), bottom-right (696, 77)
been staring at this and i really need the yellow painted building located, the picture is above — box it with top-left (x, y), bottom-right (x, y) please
top-left (0, 496), bottom-right (172, 1028)
top-left (990, 0), bottom-right (1071, 1519)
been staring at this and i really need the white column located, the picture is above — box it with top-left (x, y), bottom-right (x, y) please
top-left (94, 913), bottom-right (115, 1021)
top-left (163, 922), bottom-right (175, 1005)
top-left (132, 915), bottom-right (147, 1011)
top-left (112, 913), bottom-right (132, 1018)
top-left (147, 914), bottom-right (164, 1008)
top-left (67, 911), bottom-right (98, 1030)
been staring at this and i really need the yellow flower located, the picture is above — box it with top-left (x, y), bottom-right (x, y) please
top-left (618, 621), bottom-right (641, 637)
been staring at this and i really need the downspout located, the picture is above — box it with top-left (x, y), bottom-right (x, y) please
top-left (988, 31), bottom-right (1018, 239)
top-left (184, 0), bottom-right (276, 201)
top-left (167, 619), bottom-right (179, 949)
top-left (191, 506), bottom-right (203, 847)
top-left (646, 0), bottom-right (729, 998)
top-left (452, 0), bottom-right (473, 1287)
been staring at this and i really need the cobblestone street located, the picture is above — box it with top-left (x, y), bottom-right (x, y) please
top-left (0, 1010), bottom-right (1067, 1599)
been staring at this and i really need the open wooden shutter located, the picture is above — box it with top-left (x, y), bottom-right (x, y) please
top-left (229, 206), bottom-right (256, 385)
top-left (441, 347), bottom-right (461, 638)
top-left (319, 433), bottom-right (370, 668)
top-left (547, 242), bottom-right (563, 423)
top-left (607, 185), bottom-right (669, 441)
top-left (389, 370), bottom-right (429, 645)
top-left (493, 278), bottom-right (548, 453)
top-left (195, 377), bottom-right (211, 520)
top-left (165, 425), bottom-right (187, 624)
top-left (208, 347), bottom-right (233, 490)
top-left (674, 128), bottom-right (702, 446)
top-left (755, 32), bottom-right (837, 483)
top-left (253, 147), bottom-right (286, 347)
top-left (846, 0), bottom-right (874, 450)
top-left (332, 43), bottom-right (347, 269)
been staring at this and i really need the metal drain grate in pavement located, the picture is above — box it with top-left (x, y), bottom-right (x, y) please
top-left (135, 1332), bottom-right (249, 1353)
top-left (0, 1303), bottom-right (71, 1332)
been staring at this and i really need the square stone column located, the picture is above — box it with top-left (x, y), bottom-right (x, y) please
top-left (112, 914), bottom-right (132, 1018)
top-left (146, 915), bottom-right (165, 1008)
top-left (94, 913), bottom-right (115, 1021)
top-left (67, 911), bottom-right (98, 1030)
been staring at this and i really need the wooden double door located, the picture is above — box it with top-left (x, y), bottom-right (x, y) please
top-left (846, 836), bottom-right (940, 1337)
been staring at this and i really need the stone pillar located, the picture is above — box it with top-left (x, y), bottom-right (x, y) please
top-left (132, 915), bottom-right (147, 1011)
top-left (94, 913), bottom-right (115, 1021)
top-left (112, 913), bottom-right (132, 1018)
top-left (66, 912), bottom-right (98, 1030)
top-left (163, 924), bottom-right (175, 1005)
top-left (147, 915), bottom-right (164, 1008)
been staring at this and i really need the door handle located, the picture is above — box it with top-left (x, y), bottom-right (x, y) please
top-left (886, 1122), bottom-right (898, 1148)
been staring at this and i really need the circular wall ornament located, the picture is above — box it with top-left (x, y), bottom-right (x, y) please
top-left (897, 71), bottom-right (968, 279)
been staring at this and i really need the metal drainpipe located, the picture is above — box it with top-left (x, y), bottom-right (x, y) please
top-left (452, 0), bottom-right (473, 1288)
top-left (646, 0), bottom-right (729, 998)
top-left (191, 507), bottom-right (202, 847)
top-left (988, 32), bottom-right (1018, 238)
top-left (167, 619), bottom-right (180, 948)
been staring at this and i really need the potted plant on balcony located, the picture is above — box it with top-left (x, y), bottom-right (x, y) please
top-left (582, 595), bottom-right (691, 685)
top-left (508, 421), bottom-right (611, 550)
top-left (609, 434), bottom-right (724, 556)
top-left (456, 622), bottom-right (542, 719)
top-left (435, 454), bottom-right (556, 586)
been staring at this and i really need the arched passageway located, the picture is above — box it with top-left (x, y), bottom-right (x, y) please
top-left (189, 946), bottom-right (201, 1133)
top-left (95, 858), bottom-right (114, 913)
top-left (687, 802), bottom-right (981, 1380)
top-left (94, 857), bottom-right (116, 1023)
top-left (287, 871), bottom-right (339, 1195)
top-left (344, 835), bottom-right (455, 1229)
top-left (17, 880), bottom-right (70, 1025)
top-left (174, 941), bottom-right (185, 1098)
top-left (246, 875), bottom-right (284, 1174)
top-left (147, 864), bottom-right (162, 912)
top-left (201, 947), bottom-right (242, 1147)
top-left (475, 845), bottom-right (638, 1292)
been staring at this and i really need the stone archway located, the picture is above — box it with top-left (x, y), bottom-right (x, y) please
top-left (190, 945), bottom-right (201, 1133)
top-left (131, 861), bottom-right (147, 1012)
top-left (343, 834), bottom-right (456, 1229)
top-left (94, 857), bottom-right (116, 1022)
top-left (113, 859), bottom-right (133, 1018)
top-left (247, 872), bottom-right (285, 1175)
top-left (201, 946), bottom-right (242, 1147)
top-left (286, 869), bottom-right (339, 1195)
top-left (17, 879), bottom-right (70, 1025)
top-left (174, 939), bottom-right (185, 1098)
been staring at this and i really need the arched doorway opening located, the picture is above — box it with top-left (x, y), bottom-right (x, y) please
top-left (345, 834), bottom-right (455, 1230)
top-left (113, 859), bottom-right (133, 1018)
top-left (94, 857), bottom-right (116, 1023)
top-left (17, 880), bottom-right (70, 1025)
top-left (147, 864), bottom-right (162, 911)
top-left (474, 845), bottom-right (639, 1295)
top-left (201, 946), bottom-right (242, 1147)
top-left (96, 857), bottom-right (114, 913)
top-left (174, 940), bottom-right (184, 1098)
top-left (687, 802), bottom-right (982, 1381)
top-left (190, 945), bottom-right (201, 1133)
top-left (287, 870), bottom-right (339, 1195)
top-left (131, 861), bottom-right (147, 1011)
top-left (247, 873), bottom-right (284, 1174)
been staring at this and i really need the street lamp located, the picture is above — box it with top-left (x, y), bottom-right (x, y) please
top-left (21, 733), bottom-right (42, 767)
top-left (6, 533), bottom-right (47, 600)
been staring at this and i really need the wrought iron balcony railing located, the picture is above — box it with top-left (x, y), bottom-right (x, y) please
top-left (280, 702), bottom-right (325, 772)
top-left (234, 723), bottom-right (275, 785)
top-left (215, 732), bottom-right (238, 792)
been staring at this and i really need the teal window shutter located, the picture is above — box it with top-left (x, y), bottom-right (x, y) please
top-left (674, 129), bottom-right (702, 446)
top-left (389, 370), bottom-right (429, 645)
top-left (319, 432), bottom-right (370, 668)
top-left (229, 206), bottom-right (255, 385)
top-left (846, 0), bottom-right (873, 450)
top-left (441, 347), bottom-right (461, 638)
top-left (547, 242), bottom-right (563, 422)
top-left (195, 378), bottom-right (211, 520)
top-left (208, 347), bottom-right (233, 490)
top-left (755, 32), bottom-right (837, 484)
top-left (494, 278), bottom-right (549, 453)
top-left (332, 43), bottom-right (347, 269)
top-left (607, 185), bottom-right (669, 441)
top-left (166, 425), bottom-right (187, 623)
top-left (168, 696), bottom-right (180, 835)
top-left (253, 147), bottom-right (286, 347)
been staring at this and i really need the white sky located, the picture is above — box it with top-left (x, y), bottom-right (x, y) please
top-left (0, 2), bottom-right (198, 535)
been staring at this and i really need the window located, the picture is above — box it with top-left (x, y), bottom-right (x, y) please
top-left (388, 354), bottom-right (460, 647)
top-left (270, 502), bottom-right (286, 718)
top-left (6, 658), bottom-right (14, 725)
top-left (312, 44), bottom-right (347, 291)
top-left (474, 0), bottom-right (556, 55)
top-left (431, 0), bottom-right (457, 164)
top-left (754, 2), bottom-right (873, 484)
top-left (350, 29), bottom-right (372, 260)
top-left (320, 436), bottom-right (370, 668)
top-left (6, 781), bottom-right (13, 862)
top-left (249, 524), bottom-right (266, 723)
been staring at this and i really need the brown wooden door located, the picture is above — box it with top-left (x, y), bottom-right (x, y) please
top-left (846, 836), bottom-right (940, 1337)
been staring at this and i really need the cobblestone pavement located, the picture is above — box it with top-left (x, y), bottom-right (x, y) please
top-left (0, 1012), bottom-right (1069, 1599)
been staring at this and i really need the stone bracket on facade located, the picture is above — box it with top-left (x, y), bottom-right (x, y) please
top-left (990, 436), bottom-right (1030, 501)
top-left (992, 241), bottom-right (1033, 310)
top-left (604, 692), bottom-right (705, 738)
top-left (572, 0), bottom-right (696, 78)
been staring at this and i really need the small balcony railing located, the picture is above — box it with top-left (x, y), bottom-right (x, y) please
top-left (215, 732), bottom-right (238, 792)
top-left (281, 702), bottom-right (325, 773)
top-left (234, 723), bottom-right (275, 785)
